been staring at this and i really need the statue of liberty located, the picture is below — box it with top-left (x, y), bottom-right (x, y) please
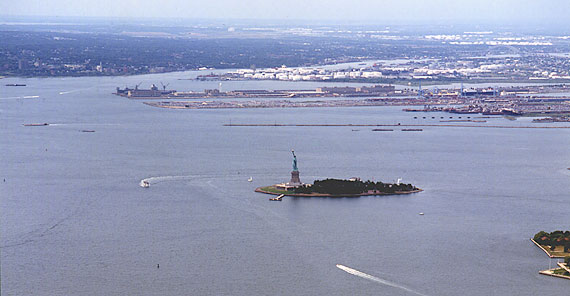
top-left (292, 150), bottom-right (298, 171)
top-left (289, 150), bottom-right (301, 185)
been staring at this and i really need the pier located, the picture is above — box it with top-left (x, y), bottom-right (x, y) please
top-left (269, 194), bottom-right (285, 201)
top-left (539, 267), bottom-right (570, 281)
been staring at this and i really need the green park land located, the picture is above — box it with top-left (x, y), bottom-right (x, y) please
top-left (256, 178), bottom-right (421, 197)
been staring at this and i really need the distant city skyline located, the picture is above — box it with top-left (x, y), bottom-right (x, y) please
top-left (1, 0), bottom-right (569, 25)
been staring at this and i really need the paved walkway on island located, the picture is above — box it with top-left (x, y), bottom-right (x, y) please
top-left (558, 262), bottom-right (570, 274)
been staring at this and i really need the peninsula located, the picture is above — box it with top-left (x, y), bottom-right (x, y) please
top-left (532, 230), bottom-right (570, 280)
top-left (255, 151), bottom-right (422, 198)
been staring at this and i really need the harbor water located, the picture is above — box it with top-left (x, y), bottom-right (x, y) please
top-left (1, 72), bottom-right (569, 295)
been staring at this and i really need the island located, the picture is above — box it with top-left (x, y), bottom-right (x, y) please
top-left (255, 151), bottom-right (422, 198)
top-left (531, 230), bottom-right (570, 280)
top-left (256, 178), bottom-right (422, 197)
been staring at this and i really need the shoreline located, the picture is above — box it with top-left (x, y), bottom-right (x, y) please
top-left (227, 123), bottom-right (570, 129)
top-left (532, 238), bottom-right (570, 281)
top-left (539, 268), bottom-right (570, 280)
top-left (255, 186), bottom-right (423, 197)
top-left (3, 72), bottom-right (570, 86)
top-left (530, 238), bottom-right (567, 258)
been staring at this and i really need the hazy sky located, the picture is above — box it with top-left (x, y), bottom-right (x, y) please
top-left (1, 0), bottom-right (569, 24)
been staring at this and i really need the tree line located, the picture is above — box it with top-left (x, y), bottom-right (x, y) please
top-left (294, 178), bottom-right (417, 195)
top-left (533, 230), bottom-right (570, 252)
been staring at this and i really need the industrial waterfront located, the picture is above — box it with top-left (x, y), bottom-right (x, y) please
top-left (117, 83), bottom-right (570, 119)
top-left (1, 71), bottom-right (569, 296)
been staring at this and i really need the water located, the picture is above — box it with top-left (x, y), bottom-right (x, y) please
top-left (1, 73), bottom-right (569, 295)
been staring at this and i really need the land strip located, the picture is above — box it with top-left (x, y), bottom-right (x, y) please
top-left (255, 186), bottom-right (423, 197)
top-left (225, 124), bottom-right (570, 129)
top-left (538, 268), bottom-right (570, 280)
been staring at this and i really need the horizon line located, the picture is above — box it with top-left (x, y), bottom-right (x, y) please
top-left (1, 14), bottom-right (569, 26)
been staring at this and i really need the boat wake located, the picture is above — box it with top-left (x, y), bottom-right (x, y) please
top-left (48, 123), bottom-right (119, 126)
top-left (140, 175), bottom-right (205, 186)
top-left (336, 264), bottom-right (428, 296)
top-left (0, 95), bottom-right (40, 100)
top-left (139, 172), bottom-right (250, 188)
top-left (59, 90), bottom-right (78, 95)
top-left (59, 88), bottom-right (90, 95)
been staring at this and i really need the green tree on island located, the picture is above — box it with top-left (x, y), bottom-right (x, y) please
top-left (294, 178), bottom-right (417, 195)
top-left (533, 230), bottom-right (570, 253)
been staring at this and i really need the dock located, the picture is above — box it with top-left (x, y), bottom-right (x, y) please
top-left (269, 194), bottom-right (285, 201)
top-left (558, 262), bottom-right (570, 274)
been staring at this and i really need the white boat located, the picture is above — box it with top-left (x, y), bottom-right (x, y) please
top-left (248, 177), bottom-right (253, 182)
top-left (140, 180), bottom-right (150, 188)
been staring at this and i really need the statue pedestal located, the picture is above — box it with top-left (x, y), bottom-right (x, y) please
top-left (275, 170), bottom-right (303, 191)
top-left (290, 170), bottom-right (301, 185)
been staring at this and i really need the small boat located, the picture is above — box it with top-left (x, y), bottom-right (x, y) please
top-left (140, 180), bottom-right (150, 188)
top-left (23, 123), bottom-right (49, 126)
top-left (80, 130), bottom-right (95, 133)
top-left (248, 177), bottom-right (253, 182)
top-left (419, 212), bottom-right (424, 215)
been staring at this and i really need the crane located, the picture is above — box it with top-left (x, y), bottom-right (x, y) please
top-left (160, 82), bottom-right (170, 91)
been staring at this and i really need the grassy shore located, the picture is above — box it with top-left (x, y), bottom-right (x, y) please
top-left (256, 186), bottom-right (290, 195)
